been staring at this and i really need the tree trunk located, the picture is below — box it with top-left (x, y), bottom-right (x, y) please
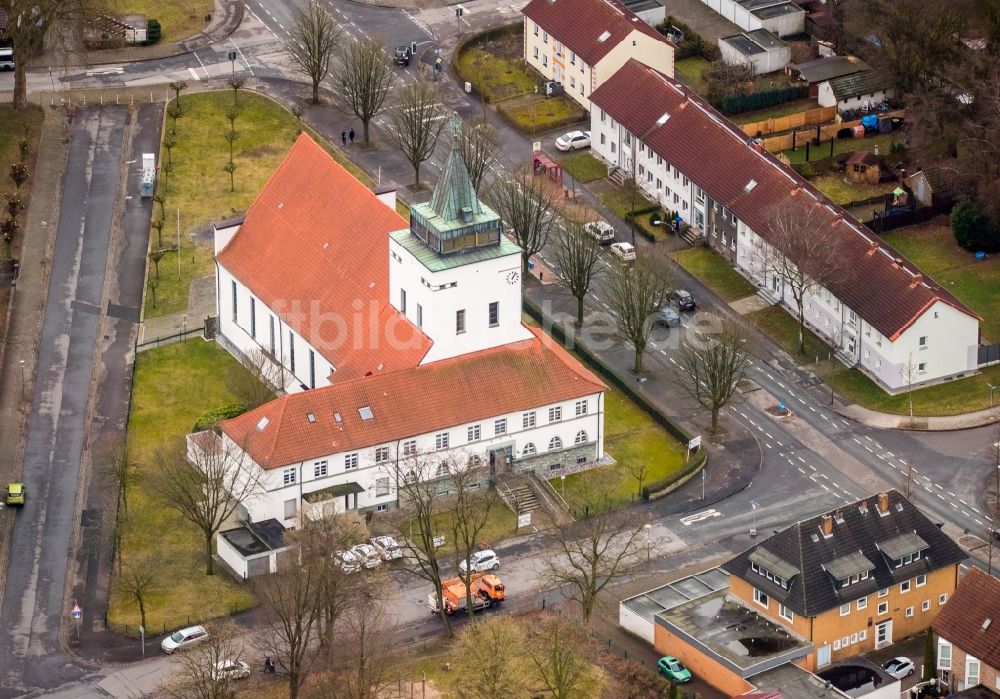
top-left (523, 253), bottom-right (531, 275)
top-left (289, 672), bottom-right (300, 699)
top-left (633, 347), bottom-right (643, 374)
top-left (205, 533), bottom-right (215, 575)
top-left (576, 295), bottom-right (585, 325)
top-left (362, 119), bottom-right (371, 146)
top-left (138, 597), bottom-right (147, 631)
top-left (711, 406), bottom-right (719, 434)
top-left (797, 307), bottom-right (806, 355)
top-left (311, 79), bottom-right (320, 104)
top-left (414, 162), bottom-right (421, 186)
top-left (14, 61), bottom-right (28, 111)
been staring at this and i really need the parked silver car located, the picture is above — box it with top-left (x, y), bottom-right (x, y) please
top-left (161, 625), bottom-right (208, 654)
top-left (370, 535), bottom-right (404, 561)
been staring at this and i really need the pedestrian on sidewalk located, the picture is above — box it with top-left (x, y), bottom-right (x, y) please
top-left (349, 127), bottom-right (355, 144)
top-left (341, 130), bottom-right (347, 147)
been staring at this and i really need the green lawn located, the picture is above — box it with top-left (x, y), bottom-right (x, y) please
top-left (416, 504), bottom-right (521, 554)
top-left (456, 46), bottom-right (536, 102)
top-left (882, 222), bottom-right (1000, 341)
top-left (781, 132), bottom-right (902, 164)
top-left (599, 188), bottom-right (669, 242)
top-left (0, 104), bottom-right (43, 259)
top-left (146, 90), bottom-right (368, 318)
top-left (747, 306), bottom-right (831, 361)
top-left (675, 57), bottom-right (711, 94)
top-left (671, 247), bottom-right (756, 302)
top-left (829, 364), bottom-right (1000, 417)
top-left (108, 341), bottom-right (257, 632)
top-left (557, 151), bottom-right (608, 184)
top-left (552, 387), bottom-right (686, 510)
top-left (498, 95), bottom-right (588, 136)
top-left (118, 0), bottom-right (213, 42)
top-left (809, 172), bottom-right (897, 206)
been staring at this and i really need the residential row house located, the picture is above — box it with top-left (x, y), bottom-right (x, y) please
top-left (204, 134), bottom-right (606, 529)
top-left (588, 59), bottom-right (981, 392)
top-left (932, 567), bottom-right (1000, 693)
top-left (521, 0), bottom-right (675, 111)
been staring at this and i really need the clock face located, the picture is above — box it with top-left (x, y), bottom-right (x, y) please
top-left (505, 270), bottom-right (520, 285)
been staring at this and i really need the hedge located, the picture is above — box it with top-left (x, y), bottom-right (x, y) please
top-left (642, 449), bottom-right (706, 498)
top-left (718, 85), bottom-right (810, 116)
top-left (452, 23), bottom-right (523, 104)
top-left (657, 16), bottom-right (720, 61)
top-left (192, 403), bottom-right (250, 432)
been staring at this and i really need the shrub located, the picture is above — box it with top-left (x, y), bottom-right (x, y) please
top-left (146, 19), bottom-right (161, 44)
top-left (718, 84), bottom-right (810, 115)
top-left (657, 16), bottom-right (719, 61)
top-left (192, 403), bottom-right (250, 432)
top-left (951, 199), bottom-right (1000, 254)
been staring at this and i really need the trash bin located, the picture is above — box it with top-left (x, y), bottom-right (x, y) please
top-left (465, 82), bottom-right (471, 94)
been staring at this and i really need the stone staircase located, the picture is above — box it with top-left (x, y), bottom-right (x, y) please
top-left (678, 224), bottom-right (703, 247)
top-left (496, 473), bottom-right (573, 525)
top-left (500, 476), bottom-right (542, 514)
top-left (607, 167), bottom-right (631, 188)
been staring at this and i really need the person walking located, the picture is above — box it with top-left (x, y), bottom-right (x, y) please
top-left (341, 130), bottom-right (347, 147)
top-left (349, 127), bottom-right (355, 144)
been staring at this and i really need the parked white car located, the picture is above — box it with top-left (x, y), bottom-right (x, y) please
top-left (161, 625), bottom-right (208, 654)
top-left (584, 220), bottom-right (615, 244)
top-left (610, 241), bottom-right (636, 262)
top-left (881, 657), bottom-right (915, 679)
top-left (211, 659), bottom-right (251, 681)
top-left (351, 543), bottom-right (382, 569)
top-left (370, 535), bottom-right (404, 561)
top-left (555, 130), bottom-right (591, 151)
top-left (333, 549), bottom-right (361, 573)
top-left (459, 549), bottom-right (500, 574)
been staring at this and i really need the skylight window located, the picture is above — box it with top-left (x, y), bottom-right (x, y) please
top-left (334, 412), bottom-right (342, 423)
top-left (256, 417), bottom-right (270, 431)
top-left (597, 30), bottom-right (611, 42)
top-left (359, 406), bottom-right (374, 421)
top-left (307, 413), bottom-right (316, 423)
top-left (744, 179), bottom-right (758, 193)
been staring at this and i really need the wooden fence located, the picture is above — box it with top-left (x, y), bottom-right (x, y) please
top-left (741, 106), bottom-right (837, 138)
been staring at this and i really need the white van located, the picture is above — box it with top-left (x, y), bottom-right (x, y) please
top-left (0, 48), bottom-right (14, 72)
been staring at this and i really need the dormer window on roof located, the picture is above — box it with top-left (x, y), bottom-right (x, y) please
top-left (824, 551), bottom-right (875, 588)
top-left (878, 531), bottom-right (928, 569)
top-left (748, 548), bottom-right (798, 590)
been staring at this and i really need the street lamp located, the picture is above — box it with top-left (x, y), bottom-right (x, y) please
top-left (988, 383), bottom-right (996, 408)
top-left (750, 500), bottom-right (759, 537)
top-left (19, 359), bottom-right (25, 403)
top-left (628, 112), bottom-right (670, 245)
top-left (643, 523), bottom-right (652, 562)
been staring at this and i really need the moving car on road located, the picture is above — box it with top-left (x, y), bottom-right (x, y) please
top-left (5, 483), bottom-right (25, 506)
top-left (882, 657), bottom-right (915, 679)
top-left (393, 45), bottom-right (412, 66)
top-left (584, 220), bottom-right (615, 244)
top-left (657, 656), bottom-right (692, 683)
top-left (370, 535), bottom-right (404, 561)
top-left (610, 241), bottom-right (636, 262)
top-left (459, 549), bottom-right (500, 574)
top-left (161, 625), bottom-right (208, 654)
top-left (671, 289), bottom-right (697, 312)
top-left (655, 306), bottom-right (680, 327)
top-left (555, 130), bottom-right (591, 151)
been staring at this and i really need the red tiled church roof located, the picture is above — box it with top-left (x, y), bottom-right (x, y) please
top-left (219, 327), bottom-right (606, 469)
top-left (522, 0), bottom-right (673, 66)
top-left (216, 134), bottom-right (432, 381)
top-left (589, 60), bottom-right (978, 339)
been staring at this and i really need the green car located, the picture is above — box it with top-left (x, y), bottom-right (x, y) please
top-left (658, 656), bottom-right (691, 684)
top-left (5, 483), bottom-right (25, 506)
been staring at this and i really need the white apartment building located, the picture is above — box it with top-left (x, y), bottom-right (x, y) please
top-left (206, 134), bottom-right (607, 529)
top-left (521, 0), bottom-right (675, 110)
top-left (588, 60), bottom-right (981, 392)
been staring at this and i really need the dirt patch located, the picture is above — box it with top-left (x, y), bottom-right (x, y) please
top-left (241, 144), bottom-right (280, 159)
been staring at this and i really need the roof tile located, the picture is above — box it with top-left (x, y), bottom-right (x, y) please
top-left (932, 567), bottom-right (1000, 670)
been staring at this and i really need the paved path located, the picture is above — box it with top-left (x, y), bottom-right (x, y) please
top-left (0, 107), bottom-right (129, 698)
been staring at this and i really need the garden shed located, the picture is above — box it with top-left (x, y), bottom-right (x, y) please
top-left (718, 29), bottom-right (790, 74)
top-left (846, 151), bottom-right (880, 184)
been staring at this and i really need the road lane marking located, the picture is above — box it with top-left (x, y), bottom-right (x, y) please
top-left (680, 509), bottom-right (722, 525)
top-left (187, 67), bottom-right (201, 81)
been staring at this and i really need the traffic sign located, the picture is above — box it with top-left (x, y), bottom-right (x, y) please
top-left (70, 604), bottom-right (82, 620)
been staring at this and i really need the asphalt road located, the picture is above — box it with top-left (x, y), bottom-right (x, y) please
top-left (0, 107), bottom-right (128, 697)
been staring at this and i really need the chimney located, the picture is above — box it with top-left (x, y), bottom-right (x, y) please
top-left (834, 508), bottom-right (844, 524)
top-left (821, 514), bottom-right (833, 537)
top-left (867, 242), bottom-right (879, 256)
top-left (877, 492), bottom-right (889, 514)
top-left (460, 206), bottom-right (474, 223)
top-left (909, 274), bottom-right (923, 289)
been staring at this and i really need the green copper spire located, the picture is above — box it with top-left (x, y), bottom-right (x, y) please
top-left (428, 136), bottom-right (482, 223)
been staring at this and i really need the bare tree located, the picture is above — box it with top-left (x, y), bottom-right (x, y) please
top-left (539, 484), bottom-right (646, 622)
top-left (446, 457), bottom-right (500, 621)
top-left (337, 37), bottom-right (395, 145)
top-left (453, 615), bottom-right (531, 699)
top-left (455, 117), bottom-right (501, 193)
top-left (151, 434), bottom-right (262, 575)
top-left (2, 0), bottom-right (107, 110)
top-left (161, 623), bottom-right (248, 699)
top-left (626, 461), bottom-right (648, 500)
top-left (604, 251), bottom-right (673, 374)
top-left (673, 318), bottom-right (751, 434)
top-left (285, 0), bottom-right (341, 104)
top-left (385, 81), bottom-right (449, 185)
top-left (225, 347), bottom-right (282, 408)
top-left (388, 452), bottom-right (453, 638)
top-left (169, 81), bottom-right (189, 108)
top-left (901, 351), bottom-right (918, 422)
top-left (148, 248), bottom-right (166, 280)
top-left (282, 512), bottom-right (365, 647)
top-left (103, 437), bottom-right (137, 518)
top-left (703, 59), bottom-right (754, 105)
top-left (487, 170), bottom-right (563, 273)
top-left (227, 77), bottom-right (245, 107)
top-left (759, 199), bottom-right (846, 356)
top-left (325, 591), bottom-right (394, 699)
top-left (552, 221), bottom-right (602, 325)
top-left (529, 615), bottom-right (598, 699)
top-left (254, 563), bottom-right (323, 699)
top-left (115, 557), bottom-right (156, 632)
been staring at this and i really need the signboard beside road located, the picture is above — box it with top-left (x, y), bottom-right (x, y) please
top-left (517, 512), bottom-right (531, 529)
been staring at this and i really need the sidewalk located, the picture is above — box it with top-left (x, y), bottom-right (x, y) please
top-left (0, 108), bottom-right (68, 596)
top-left (832, 400), bottom-right (1000, 431)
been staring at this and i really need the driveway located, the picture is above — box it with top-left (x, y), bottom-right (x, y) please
top-left (0, 106), bottom-right (128, 697)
